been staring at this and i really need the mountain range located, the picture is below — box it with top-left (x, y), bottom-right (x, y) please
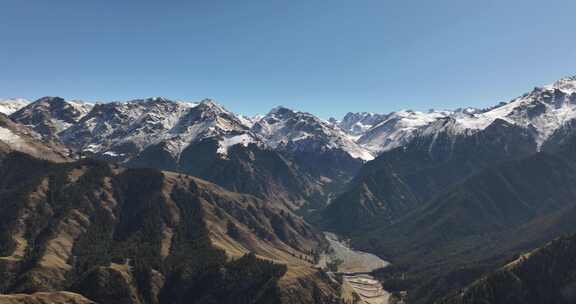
top-left (2, 76), bottom-right (576, 303)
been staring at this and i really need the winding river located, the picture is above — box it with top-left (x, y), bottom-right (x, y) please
top-left (318, 232), bottom-right (391, 304)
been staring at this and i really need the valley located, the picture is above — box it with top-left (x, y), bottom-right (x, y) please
top-left (318, 233), bottom-right (391, 304)
top-left (1, 76), bottom-right (576, 303)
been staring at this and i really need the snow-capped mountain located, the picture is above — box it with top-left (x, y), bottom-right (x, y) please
top-left (324, 77), bottom-right (576, 231)
top-left (0, 113), bottom-right (69, 161)
top-left (7, 76), bottom-right (576, 160)
top-left (336, 112), bottom-right (387, 137)
top-left (0, 98), bottom-right (29, 115)
top-left (10, 97), bottom-right (93, 139)
top-left (340, 76), bottom-right (576, 153)
top-left (463, 77), bottom-right (576, 147)
top-left (413, 76), bottom-right (576, 147)
top-left (8, 97), bottom-right (375, 163)
top-left (340, 108), bottom-right (493, 153)
top-left (33, 97), bottom-right (323, 209)
top-left (60, 97), bottom-right (260, 161)
top-left (251, 106), bottom-right (375, 189)
top-left (4, 78), bottom-right (576, 304)
top-left (253, 106), bottom-right (374, 161)
top-left (356, 110), bottom-right (452, 153)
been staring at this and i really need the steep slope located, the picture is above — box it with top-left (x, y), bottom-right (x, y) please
top-left (343, 77), bottom-right (576, 155)
top-left (350, 151), bottom-right (576, 304)
top-left (335, 112), bottom-right (387, 137)
top-left (323, 78), bottom-right (576, 230)
top-left (61, 98), bottom-right (257, 159)
top-left (255, 107), bottom-right (373, 161)
top-left (59, 98), bottom-right (324, 210)
top-left (253, 107), bottom-right (373, 188)
top-left (457, 76), bottom-right (576, 147)
top-left (323, 118), bottom-right (537, 231)
top-left (319, 78), bottom-right (576, 303)
top-left (356, 109), bottom-right (452, 153)
top-left (0, 292), bottom-right (94, 304)
top-left (0, 113), bottom-right (69, 161)
top-left (0, 98), bottom-right (29, 115)
top-left (7, 97), bottom-right (372, 212)
top-left (0, 152), bottom-right (341, 304)
top-left (541, 116), bottom-right (576, 157)
top-left (10, 97), bottom-right (93, 140)
top-left (360, 152), bottom-right (576, 259)
top-left (439, 234), bottom-right (576, 304)
top-left (138, 140), bottom-right (325, 210)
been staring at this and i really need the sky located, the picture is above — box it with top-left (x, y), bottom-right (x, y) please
top-left (2, 0), bottom-right (576, 119)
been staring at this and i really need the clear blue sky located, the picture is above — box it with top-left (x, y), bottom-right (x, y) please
top-left (2, 0), bottom-right (576, 118)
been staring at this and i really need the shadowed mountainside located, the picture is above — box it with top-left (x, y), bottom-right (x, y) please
top-left (0, 152), bottom-right (341, 304)
top-left (322, 119), bottom-right (537, 231)
top-left (439, 234), bottom-right (576, 304)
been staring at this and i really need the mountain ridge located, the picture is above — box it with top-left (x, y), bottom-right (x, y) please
top-left (0, 152), bottom-right (340, 304)
top-left (6, 77), bottom-right (576, 158)
top-left (3, 75), bottom-right (576, 303)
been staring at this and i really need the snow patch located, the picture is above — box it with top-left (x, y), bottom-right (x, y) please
top-left (0, 127), bottom-right (34, 153)
top-left (254, 107), bottom-right (374, 161)
top-left (355, 77), bottom-right (576, 153)
top-left (0, 98), bottom-right (29, 115)
top-left (103, 151), bottom-right (123, 157)
top-left (217, 134), bottom-right (256, 155)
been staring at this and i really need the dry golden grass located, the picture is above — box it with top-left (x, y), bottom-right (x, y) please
top-left (163, 171), bottom-right (330, 294)
top-left (39, 209), bottom-right (90, 270)
top-left (0, 236), bottom-right (27, 262)
top-left (0, 292), bottom-right (95, 304)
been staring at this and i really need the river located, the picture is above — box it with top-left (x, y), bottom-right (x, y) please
top-left (317, 232), bottom-right (391, 304)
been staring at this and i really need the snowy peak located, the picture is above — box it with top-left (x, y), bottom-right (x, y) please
top-left (30, 96), bottom-right (93, 120)
top-left (171, 99), bottom-right (250, 138)
top-left (0, 114), bottom-right (37, 155)
top-left (338, 112), bottom-right (387, 136)
top-left (7, 75), bottom-right (576, 160)
top-left (253, 106), bottom-right (374, 161)
top-left (267, 105), bottom-right (297, 117)
top-left (454, 107), bottom-right (481, 115)
top-left (543, 76), bottom-right (576, 94)
top-left (0, 113), bottom-right (69, 161)
top-left (465, 78), bottom-right (576, 146)
top-left (10, 96), bottom-right (94, 138)
top-left (196, 98), bottom-right (230, 114)
top-left (356, 110), bottom-right (452, 153)
top-left (61, 97), bottom-right (258, 160)
top-left (0, 98), bottom-right (29, 115)
top-left (172, 99), bottom-right (260, 156)
top-left (344, 77), bottom-right (576, 153)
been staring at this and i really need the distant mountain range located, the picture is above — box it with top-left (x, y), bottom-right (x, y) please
top-left (2, 76), bottom-right (576, 304)
top-left (5, 77), bottom-right (576, 157)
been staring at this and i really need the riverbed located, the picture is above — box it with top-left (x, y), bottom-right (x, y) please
top-left (318, 232), bottom-right (391, 304)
